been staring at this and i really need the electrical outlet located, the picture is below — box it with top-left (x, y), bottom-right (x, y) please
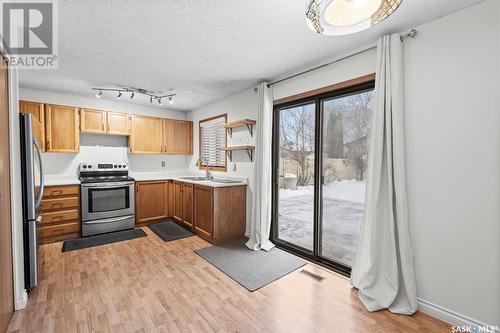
top-left (161, 161), bottom-right (166, 167)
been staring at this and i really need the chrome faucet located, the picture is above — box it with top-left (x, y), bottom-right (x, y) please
top-left (199, 157), bottom-right (213, 180)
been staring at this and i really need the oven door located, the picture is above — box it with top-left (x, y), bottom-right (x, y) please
top-left (81, 181), bottom-right (135, 221)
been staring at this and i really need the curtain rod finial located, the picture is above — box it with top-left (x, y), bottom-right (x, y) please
top-left (400, 29), bottom-right (417, 41)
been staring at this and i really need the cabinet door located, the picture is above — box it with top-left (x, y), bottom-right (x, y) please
top-left (135, 181), bottom-right (168, 224)
top-left (172, 181), bottom-right (183, 221)
top-left (194, 185), bottom-right (213, 239)
top-left (45, 104), bottom-right (80, 152)
top-left (107, 112), bottom-right (130, 135)
top-left (182, 183), bottom-right (194, 228)
top-left (80, 108), bottom-right (106, 134)
top-left (130, 115), bottom-right (163, 154)
top-left (164, 119), bottom-right (193, 155)
top-left (19, 100), bottom-right (45, 151)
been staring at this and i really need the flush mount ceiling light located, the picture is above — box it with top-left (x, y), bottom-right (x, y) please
top-left (91, 87), bottom-right (175, 106)
top-left (306, 0), bottom-right (402, 35)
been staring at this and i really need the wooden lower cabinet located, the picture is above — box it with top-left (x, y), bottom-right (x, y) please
top-left (193, 184), bottom-right (246, 244)
top-left (182, 183), bottom-right (194, 228)
top-left (193, 185), bottom-right (213, 240)
top-left (172, 181), bottom-right (183, 221)
top-left (40, 185), bottom-right (81, 243)
top-left (135, 181), bottom-right (169, 225)
top-left (134, 180), bottom-right (246, 244)
top-left (172, 181), bottom-right (194, 229)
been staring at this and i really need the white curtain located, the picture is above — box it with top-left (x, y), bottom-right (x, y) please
top-left (350, 34), bottom-right (418, 314)
top-left (246, 82), bottom-right (275, 251)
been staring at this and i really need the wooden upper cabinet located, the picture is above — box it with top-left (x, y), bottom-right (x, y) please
top-left (45, 104), bottom-right (80, 152)
top-left (130, 115), bottom-right (163, 154)
top-left (19, 100), bottom-right (45, 151)
top-left (163, 119), bottom-right (193, 155)
top-left (80, 108), bottom-right (106, 134)
top-left (107, 112), bottom-right (130, 135)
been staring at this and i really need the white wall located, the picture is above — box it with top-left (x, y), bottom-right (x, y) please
top-left (189, 1), bottom-right (500, 327)
top-left (19, 88), bottom-right (190, 175)
top-left (273, 46), bottom-right (377, 100)
top-left (404, 0), bottom-right (499, 327)
top-left (186, 88), bottom-right (258, 234)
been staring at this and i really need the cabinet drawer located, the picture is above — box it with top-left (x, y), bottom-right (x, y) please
top-left (38, 222), bottom-right (80, 238)
top-left (42, 197), bottom-right (79, 211)
top-left (44, 185), bottom-right (79, 198)
top-left (41, 209), bottom-right (79, 224)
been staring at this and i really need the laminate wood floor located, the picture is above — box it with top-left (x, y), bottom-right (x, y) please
top-left (8, 227), bottom-right (451, 332)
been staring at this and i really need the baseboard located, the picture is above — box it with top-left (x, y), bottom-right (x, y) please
top-left (418, 298), bottom-right (499, 332)
top-left (14, 289), bottom-right (27, 310)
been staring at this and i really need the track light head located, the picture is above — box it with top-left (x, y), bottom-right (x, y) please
top-left (92, 88), bottom-right (176, 106)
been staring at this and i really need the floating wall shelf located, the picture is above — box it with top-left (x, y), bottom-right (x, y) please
top-left (222, 145), bottom-right (255, 162)
top-left (223, 119), bottom-right (256, 137)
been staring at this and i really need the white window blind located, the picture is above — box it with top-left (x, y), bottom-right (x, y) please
top-left (200, 116), bottom-right (226, 168)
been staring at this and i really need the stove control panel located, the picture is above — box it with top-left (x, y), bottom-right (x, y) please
top-left (79, 162), bottom-right (129, 172)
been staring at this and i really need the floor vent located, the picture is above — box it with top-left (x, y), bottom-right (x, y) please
top-left (299, 269), bottom-right (325, 281)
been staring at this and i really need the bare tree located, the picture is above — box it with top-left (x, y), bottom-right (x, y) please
top-left (279, 105), bottom-right (315, 186)
top-left (342, 92), bottom-right (373, 180)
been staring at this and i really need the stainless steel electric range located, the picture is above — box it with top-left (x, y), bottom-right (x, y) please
top-left (79, 162), bottom-right (135, 237)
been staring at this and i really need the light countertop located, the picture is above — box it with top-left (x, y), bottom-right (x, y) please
top-left (130, 172), bottom-right (248, 188)
top-left (44, 175), bottom-right (80, 186)
top-left (44, 172), bottom-right (248, 188)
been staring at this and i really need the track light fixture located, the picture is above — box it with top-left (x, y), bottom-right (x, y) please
top-left (91, 87), bottom-right (176, 107)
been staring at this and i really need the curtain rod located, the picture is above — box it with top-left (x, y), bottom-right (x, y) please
top-left (267, 29), bottom-right (418, 88)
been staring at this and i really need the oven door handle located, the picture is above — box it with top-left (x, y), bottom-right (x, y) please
top-left (81, 182), bottom-right (134, 188)
top-left (82, 215), bottom-right (134, 225)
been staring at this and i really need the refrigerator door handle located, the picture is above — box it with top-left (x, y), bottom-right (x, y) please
top-left (33, 138), bottom-right (44, 209)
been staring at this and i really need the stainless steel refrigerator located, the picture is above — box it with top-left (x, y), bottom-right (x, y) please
top-left (19, 113), bottom-right (44, 290)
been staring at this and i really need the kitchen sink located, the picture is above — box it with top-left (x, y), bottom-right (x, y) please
top-left (180, 176), bottom-right (210, 181)
top-left (210, 179), bottom-right (243, 184)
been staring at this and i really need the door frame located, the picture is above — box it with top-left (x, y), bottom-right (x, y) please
top-left (0, 49), bottom-right (14, 332)
top-left (271, 78), bottom-right (375, 277)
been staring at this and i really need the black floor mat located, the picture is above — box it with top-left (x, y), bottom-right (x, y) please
top-left (148, 220), bottom-right (194, 242)
top-left (62, 229), bottom-right (147, 252)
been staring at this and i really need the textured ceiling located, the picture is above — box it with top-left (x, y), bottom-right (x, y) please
top-left (19, 0), bottom-right (482, 111)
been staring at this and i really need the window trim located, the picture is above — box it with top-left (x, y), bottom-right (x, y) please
top-left (198, 113), bottom-right (227, 172)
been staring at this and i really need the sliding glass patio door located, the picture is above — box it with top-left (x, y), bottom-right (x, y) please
top-left (272, 82), bottom-right (374, 274)
top-left (274, 102), bottom-right (316, 253)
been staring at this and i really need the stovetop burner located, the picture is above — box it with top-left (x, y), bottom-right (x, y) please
top-left (79, 175), bottom-right (135, 184)
top-left (78, 162), bottom-right (133, 183)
